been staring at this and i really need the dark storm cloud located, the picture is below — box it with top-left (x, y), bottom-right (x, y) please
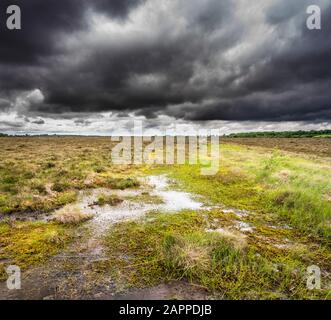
top-left (0, 0), bottom-right (143, 65)
top-left (74, 119), bottom-right (92, 126)
top-left (0, 120), bottom-right (24, 128)
top-left (0, 98), bottom-right (10, 111)
top-left (31, 118), bottom-right (45, 125)
top-left (0, 0), bottom-right (330, 122)
top-left (93, 0), bottom-right (145, 18)
top-left (0, 0), bottom-right (85, 65)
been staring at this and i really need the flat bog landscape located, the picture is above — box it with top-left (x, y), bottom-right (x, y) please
top-left (0, 136), bottom-right (330, 300)
top-left (0, 0), bottom-right (331, 307)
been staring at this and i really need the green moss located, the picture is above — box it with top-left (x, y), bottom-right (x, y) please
top-left (0, 221), bottom-right (74, 280)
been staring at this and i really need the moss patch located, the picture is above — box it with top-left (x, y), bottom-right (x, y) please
top-left (0, 221), bottom-right (75, 280)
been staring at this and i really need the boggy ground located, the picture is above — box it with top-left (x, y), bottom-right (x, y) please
top-left (0, 137), bottom-right (330, 300)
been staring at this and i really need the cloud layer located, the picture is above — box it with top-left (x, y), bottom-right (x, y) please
top-left (0, 0), bottom-right (330, 133)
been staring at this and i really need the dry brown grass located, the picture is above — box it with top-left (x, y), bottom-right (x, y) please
top-left (54, 205), bottom-right (92, 224)
top-left (324, 192), bottom-right (331, 203)
top-left (206, 228), bottom-right (247, 250)
top-left (223, 137), bottom-right (331, 157)
top-left (166, 240), bottom-right (211, 274)
top-left (273, 169), bottom-right (292, 182)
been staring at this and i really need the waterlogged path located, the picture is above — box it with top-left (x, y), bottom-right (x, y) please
top-left (80, 175), bottom-right (204, 231)
top-left (0, 175), bottom-right (210, 300)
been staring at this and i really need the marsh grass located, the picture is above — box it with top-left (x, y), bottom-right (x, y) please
top-left (0, 137), bottom-right (330, 299)
top-left (94, 194), bottom-right (123, 206)
top-left (103, 210), bottom-right (329, 299)
top-left (150, 145), bottom-right (331, 241)
top-left (0, 137), bottom-right (140, 215)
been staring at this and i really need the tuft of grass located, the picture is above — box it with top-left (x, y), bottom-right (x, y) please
top-left (163, 233), bottom-right (214, 279)
top-left (52, 181), bottom-right (71, 192)
top-left (107, 177), bottom-right (140, 190)
top-left (125, 192), bottom-right (164, 204)
top-left (94, 194), bottom-right (123, 206)
top-left (54, 205), bottom-right (92, 225)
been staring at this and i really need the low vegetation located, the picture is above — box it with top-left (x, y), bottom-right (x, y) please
top-left (53, 205), bottom-right (93, 224)
top-left (151, 145), bottom-right (331, 242)
top-left (124, 192), bottom-right (165, 205)
top-left (0, 137), bottom-right (139, 215)
top-left (103, 210), bottom-right (330, 299)
top-left (223, 137), bottom-right (331, 157)
top-left (93, 194), bottom-right (123, 206)
top-left (0, 220), bottom-right (74, 280)
top-left (0, 137), bottom-right (330, 299)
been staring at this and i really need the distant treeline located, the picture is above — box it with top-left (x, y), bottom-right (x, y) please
top-left (227, 130), bottom-right (331, 138)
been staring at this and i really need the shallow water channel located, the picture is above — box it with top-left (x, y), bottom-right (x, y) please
top-left (75, 175), bottom-right (204, 231)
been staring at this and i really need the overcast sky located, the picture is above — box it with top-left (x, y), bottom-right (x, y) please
top-left (0, 0), bottom-right (330, 135)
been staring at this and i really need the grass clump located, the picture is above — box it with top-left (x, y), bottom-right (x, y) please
top-left (125, 192), bottom-right (164, 204)
top-left (54, 205), bottom-right (92, 225)
top-left (105, 177), bottom-right (140, 190)
top-left (94, 194), bottom-right (123, 206)
top-left (52, 181), bottom-right (71, 192)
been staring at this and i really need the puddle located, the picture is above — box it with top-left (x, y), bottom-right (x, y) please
top-left (0, 175), bottom-right (244, 229)
top-left (145, 175), bottom-right (203, 211)
top-left (76, 189), bottom-right (157, 230)
top-left (68, 175), bottom-right (205, 232)
top-left (0, 211), bottom-right (53, 223)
